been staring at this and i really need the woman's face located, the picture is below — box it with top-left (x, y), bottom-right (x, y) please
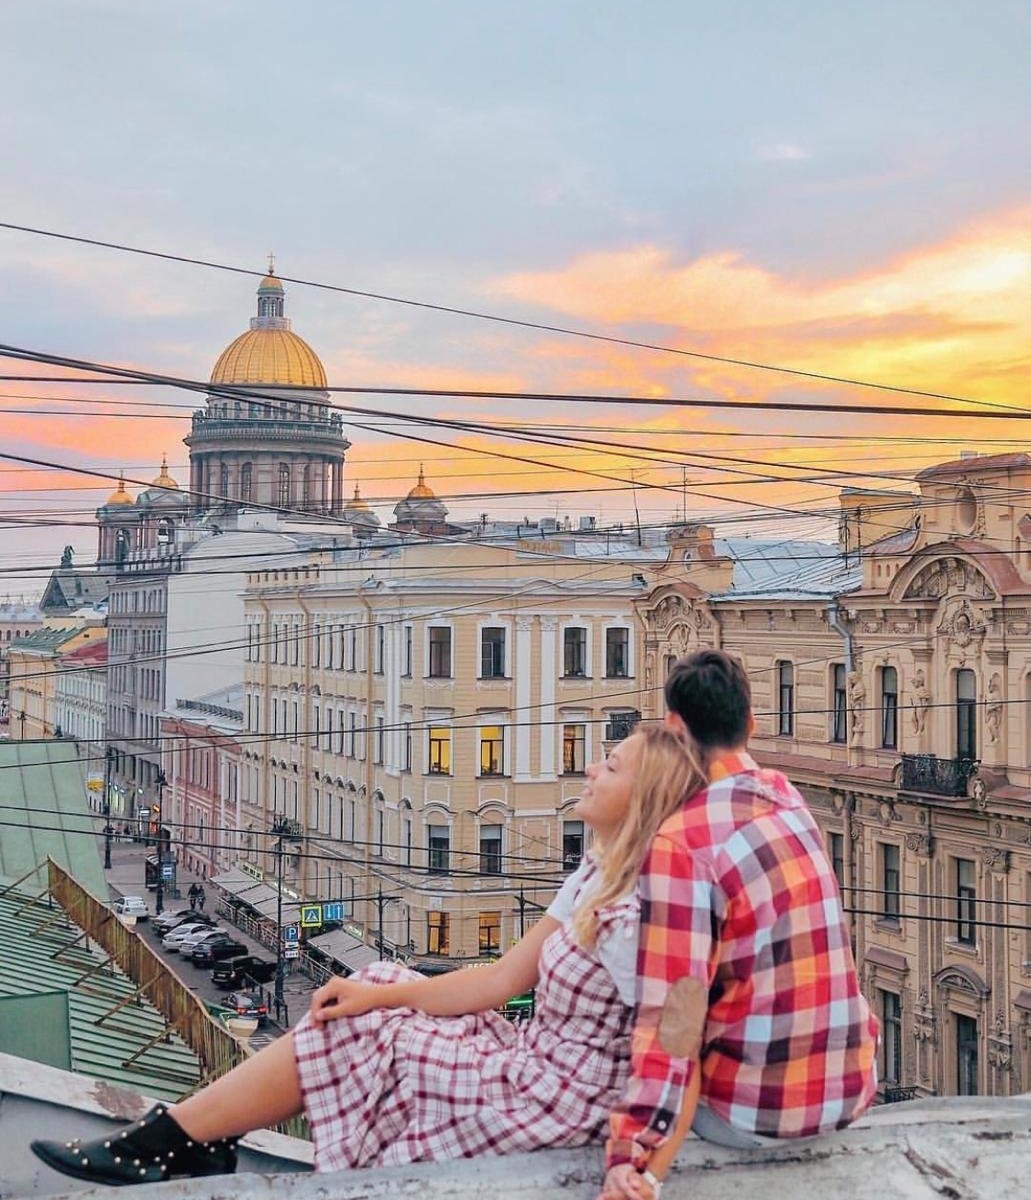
top-left (575, 732), bottom-right (643, 840)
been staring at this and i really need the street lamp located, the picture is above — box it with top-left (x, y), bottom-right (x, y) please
top-left (154, 770), bottom-right (167, 916)
top-left (271, 816), bottom-right (292, 1017)
top-left (102, 746), bottom-right (114, 870)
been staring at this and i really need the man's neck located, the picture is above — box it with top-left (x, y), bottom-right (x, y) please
top-left (703, 743), bottom-right (754, 780)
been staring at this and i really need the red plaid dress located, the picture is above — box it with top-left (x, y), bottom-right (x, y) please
top-left (293, 891), bottom-right (635, 1171)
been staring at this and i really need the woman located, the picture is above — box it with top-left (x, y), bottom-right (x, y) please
top-left (32, 725), bottom-right (702, 1188)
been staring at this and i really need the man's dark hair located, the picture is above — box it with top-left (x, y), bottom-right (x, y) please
top-left (665, 649), bottom-right (751, 750)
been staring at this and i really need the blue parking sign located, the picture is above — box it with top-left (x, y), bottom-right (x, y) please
top-left (323, 902), bottom-right (344, 922)
top-left (283, 923), bottom-right (300, 943)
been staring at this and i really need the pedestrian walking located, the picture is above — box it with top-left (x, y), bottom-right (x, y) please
top-left (196, 885), bottom-right (206, 911)
top-left (187, 883), bottom-right (199, 911)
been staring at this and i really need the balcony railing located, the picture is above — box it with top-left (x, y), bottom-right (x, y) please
top-left (899, 754), bottom-right (978, 798)
top-left (605, 710), bottom-right (641, 743)
top-left (880, 1086), bottom-right (918, 1104)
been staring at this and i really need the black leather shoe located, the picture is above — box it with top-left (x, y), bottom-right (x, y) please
top-left (31, 1103), bottom-right (238, 1187)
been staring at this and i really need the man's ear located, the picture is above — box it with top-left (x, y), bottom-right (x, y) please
top-left (664, 710), bottom-right (688, 736)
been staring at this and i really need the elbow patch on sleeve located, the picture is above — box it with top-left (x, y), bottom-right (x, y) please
top-left (657, 976), bottom-right (706, 1059)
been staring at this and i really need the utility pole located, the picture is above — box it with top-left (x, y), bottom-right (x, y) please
top-left (102, 746), bottom-right (113, 870)
top-left (154, 770), bottom-right (167, 915)
top-left (271, 816), bottom-right (289, 1016)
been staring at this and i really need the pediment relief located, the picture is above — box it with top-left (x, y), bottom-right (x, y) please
top-left (936, 597), bottom-right (988, 649)
top-left (933, 964), bottom-right (990, 998)
top-left (645, 590), bottom-right (713, 636)
top-left (901, 555), bottom-right (996, 602)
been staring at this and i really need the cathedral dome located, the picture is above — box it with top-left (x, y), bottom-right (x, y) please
top-left (209, 267), bottom-right (327, 388)
top-left (150, 455), bottom-right (179, 489)
top-left (406, 467), bottom-right (436, 500)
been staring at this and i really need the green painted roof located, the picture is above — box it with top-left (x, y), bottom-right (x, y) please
top-left (7, 624), bottom-right (87, 654)
top-left (0, 883), bottom-right (202, 1101)
top-left (0, 740), bottom-right (107, 895)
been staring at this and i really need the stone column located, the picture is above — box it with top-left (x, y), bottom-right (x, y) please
top-left (539, 617), bottom-right (558, 777)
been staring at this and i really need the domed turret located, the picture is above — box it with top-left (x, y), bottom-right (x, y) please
top-left (344, 483), bottom-right (382, 539)
top-left (392, 465), bottom-right (449, 534)
top-left (105, 475), bottom-right (133, 506)
top-left (150, 454), bottom-right (179, 490)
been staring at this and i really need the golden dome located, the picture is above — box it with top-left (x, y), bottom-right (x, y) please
top-left (105, 475), bottom-right (133, 506)
top-left (258, 272), bottom-right (283, 292)
top-left (210, 327), bottom-right (327, 388)
top-left (348, 483), bottom-right (371, 510)
top-left (407, 466), bottom-right (436, 500)
top-left (150, 454), bottom-right (179, 489)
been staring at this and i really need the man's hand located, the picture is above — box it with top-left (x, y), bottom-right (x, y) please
top-left (309, 977), bottom-right (383, 1023)
top-left (598, 1164), bottom-right (657, 1200)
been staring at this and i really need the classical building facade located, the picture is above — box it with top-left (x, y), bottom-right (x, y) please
top-left (54, 638), bottom-right (108, 791)
top-left (6, 615), bottom-right (106, 741)
top-left (0, 599), bottom-right (43, 715)
top-left (235, 534), bottom-right (651, 964)
top-left (636, 452), bottom-right (1031, 1101)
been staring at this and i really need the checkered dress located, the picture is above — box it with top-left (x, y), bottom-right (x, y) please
top-left (293, 900), bottom-right (634, 1171)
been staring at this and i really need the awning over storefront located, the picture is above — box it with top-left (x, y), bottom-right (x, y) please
top-left (210, 869), bottom-right (301, 920)
top-left (307, 927), bottom-right (380, 974)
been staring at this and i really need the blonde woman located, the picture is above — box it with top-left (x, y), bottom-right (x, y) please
top-left (32, 726), bottom-right (702, 1192)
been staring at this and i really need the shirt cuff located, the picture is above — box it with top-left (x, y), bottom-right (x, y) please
top-left (604, 1136), bottom-right (650, 1172)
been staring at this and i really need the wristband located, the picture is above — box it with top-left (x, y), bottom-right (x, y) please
top-left (641, 1169), bottom-right (663, 1197)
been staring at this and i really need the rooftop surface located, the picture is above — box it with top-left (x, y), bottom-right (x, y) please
top-left (0, 740), bottom-right (105, 895)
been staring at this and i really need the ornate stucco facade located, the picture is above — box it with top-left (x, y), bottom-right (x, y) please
top-left (636, 453), bottom-right (1031, 1101)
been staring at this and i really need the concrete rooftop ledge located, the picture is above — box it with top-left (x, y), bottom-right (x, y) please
top-left (3, 1052), bottom-right (1027, 1200)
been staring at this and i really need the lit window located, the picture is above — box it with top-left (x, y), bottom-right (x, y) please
top-left (479, 725), bottom-right (504, 775)
top-left (562, 723), bottom-right (586, 773)
top-left (478, 911), bottom-right (501, 956)
top-left (428, 726), bottom-right (451, 774)
top-left (427, 910), bottom-right (449, 955)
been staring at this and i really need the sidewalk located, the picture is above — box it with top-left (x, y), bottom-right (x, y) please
top-left (98, 832), bottom-right (315, 1025)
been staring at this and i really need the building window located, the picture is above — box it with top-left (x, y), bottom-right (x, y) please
top-left (562, 723), bottom-right (586, 774)
top-left (374, 624), bottom-right (385, 674)
top-left (956, 857), bottom-right (977, 945)
top-left (479, 911), bottom-right (501, 956)
top-left (403, 721), bottom-right (412, 772)
top-left (277, 463), bottom-right (290, 508)
top-left (480, 626), bottom-right (506, 678)
top-left (402, 815), bottom-right (412, 866)
top-left (880, 842), bottom-right (900, 922)
top-left (427, 910), bottom-right (449, 955)
top-left (428, 825), bottom-right (450, 875)
top-left (428, 627), bottom-right (452, 678)
top-left (428, 726), bottom-right (451, 774)
top-left (777, 661), bottom-right (794, 736)
top-left (881, 666), bottom-right (898, 749)
top-left (605, 627), bottom-right (629, 678)
top-left (479, 824), bottom-right (503, 875)
top-left (881, 990), bottom-right (902, 1085)
top-left (376, 808), bottom-right (385, 856)
top-left (375, 716), bottom-right (385, 764)
top-left (347, 712), bottom-right (356, 758)
top-left (403, 625), bottom-right (413, 677)
top-left (240, 462), bottom-right (252, 503)
top-left (479, 725), bottom-right (504, 775)
top-left (956, 1014), bottom-right (979, 1095)
top-left (831, 663), bottom-right (847, 743)
top-left (562, 819), bottom-right (584, 870)
top-left (829, 831), bottom-right (845, 892)
top-left (956, 669), bottom-right (977, 759)
top-left (563, 627), bottom-right (588, 677)
top-left (347, 626), bottom-right (357, 672)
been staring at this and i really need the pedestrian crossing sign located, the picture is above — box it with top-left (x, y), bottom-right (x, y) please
top-left (300, 904), bottom-right (323, 928)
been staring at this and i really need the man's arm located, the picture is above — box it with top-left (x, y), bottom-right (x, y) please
top-left (605, 831), bottom-right (715, 1174)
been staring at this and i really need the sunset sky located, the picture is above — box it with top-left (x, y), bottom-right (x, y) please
top-left (1, 1), bottom-right (1028, 590)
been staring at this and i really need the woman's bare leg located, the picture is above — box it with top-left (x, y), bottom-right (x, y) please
top-left (170, 1030), bottom-right (304, 1141)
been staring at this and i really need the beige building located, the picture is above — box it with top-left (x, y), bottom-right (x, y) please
top-left (6, 614), bottom-right (106, 741)
top-left (636, 453), bottom-right (1031, 1101)
top-left (238, 532), bottom-right (651, 964)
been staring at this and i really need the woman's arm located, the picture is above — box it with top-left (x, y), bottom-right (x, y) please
top-left (310, 913), bottom-right (560, 1023)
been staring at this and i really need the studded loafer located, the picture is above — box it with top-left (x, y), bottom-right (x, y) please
top-left (31, 1103), bottom-right (238, 1187)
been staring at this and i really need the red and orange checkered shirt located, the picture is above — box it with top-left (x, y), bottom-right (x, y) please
top-left (607, 751), bottom-right (879, 1170)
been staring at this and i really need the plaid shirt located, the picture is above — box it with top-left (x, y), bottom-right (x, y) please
top-left (607, 751), bottom-right (878, 1170)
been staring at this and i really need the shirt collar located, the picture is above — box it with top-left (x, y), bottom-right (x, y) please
top-left (707, 748), bottom-right (759, 782)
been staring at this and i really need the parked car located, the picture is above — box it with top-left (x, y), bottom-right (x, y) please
top-left (190, 937), bottom-right (248, 966)
top-left (153, 909), bottom-right (215, 936)
top-left (212, 955), bottom-right (277, 990)
top-left (176, 927), bottom-right (229, 956)
top-left (162, 922), bottom-right (214, 952)
top-left (113, 896), bottom-right (149, 921)
top-left (223, 991), bottom-right (269, 1026)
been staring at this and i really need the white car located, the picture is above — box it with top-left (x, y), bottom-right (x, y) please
top-left (114, 896), bottom-right (149, 921)
top-left (177, 927), bottom-right (229, 955)
top-left (162, 922), bottom-right (212, 952)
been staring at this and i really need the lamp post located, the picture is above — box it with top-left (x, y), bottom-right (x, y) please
top-left (154, 770), bottom-right (167, 916)
top-left (271, 816), bottom-right (290, 1016)
top-left (102, 746), bottom-right (113, 870)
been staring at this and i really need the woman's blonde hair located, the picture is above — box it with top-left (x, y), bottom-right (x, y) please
top-left (572, 723), bottom-right (704, 950)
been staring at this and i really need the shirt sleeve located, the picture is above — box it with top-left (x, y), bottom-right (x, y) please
top-left (546, 859), bottom-right (591, 923)
top-left (606, 832), bottom-right (716, 1171)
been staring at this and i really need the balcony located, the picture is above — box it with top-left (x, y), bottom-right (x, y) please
top-left (900, 754), bottom-right (978, 798)
top-left (605, 710), bottom-right (641, 743)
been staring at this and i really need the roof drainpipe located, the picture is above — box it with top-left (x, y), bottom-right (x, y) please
top-left (826, 602), bottom-right (854, 672)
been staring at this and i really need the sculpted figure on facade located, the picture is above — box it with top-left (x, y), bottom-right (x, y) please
top-left (985, 672), bottom-right (1003, 744)
top-left (847, 669), bottom-right (866, 744)
top-left (910, 668), bottom-right (930, 734)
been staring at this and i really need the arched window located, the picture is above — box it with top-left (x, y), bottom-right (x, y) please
top-left (880, 666), bottom-right (898, 749)
top-left (156, 518), bottom-right (174, 547)
top-left (956, 669), bottom-right (977, 759)
top-left (115, 529), bottom-right (130, 564)
top-left (220, 464), bottom-right (229, 498)
top-left (278, 464), bottom-right (291, 508)
top-left (240, 463), bottom-right (252, 503)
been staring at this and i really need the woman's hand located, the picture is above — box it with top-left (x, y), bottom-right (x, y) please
top-left (598, 1165), bottom-right (658, 1200)
top-left (309, 977), bottom-right (385, 1024)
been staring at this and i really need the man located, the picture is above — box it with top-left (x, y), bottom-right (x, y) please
top-left (602, 649), bottom-right (878, 1200)
top-left (187, 882), bottom-right (199, 911)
